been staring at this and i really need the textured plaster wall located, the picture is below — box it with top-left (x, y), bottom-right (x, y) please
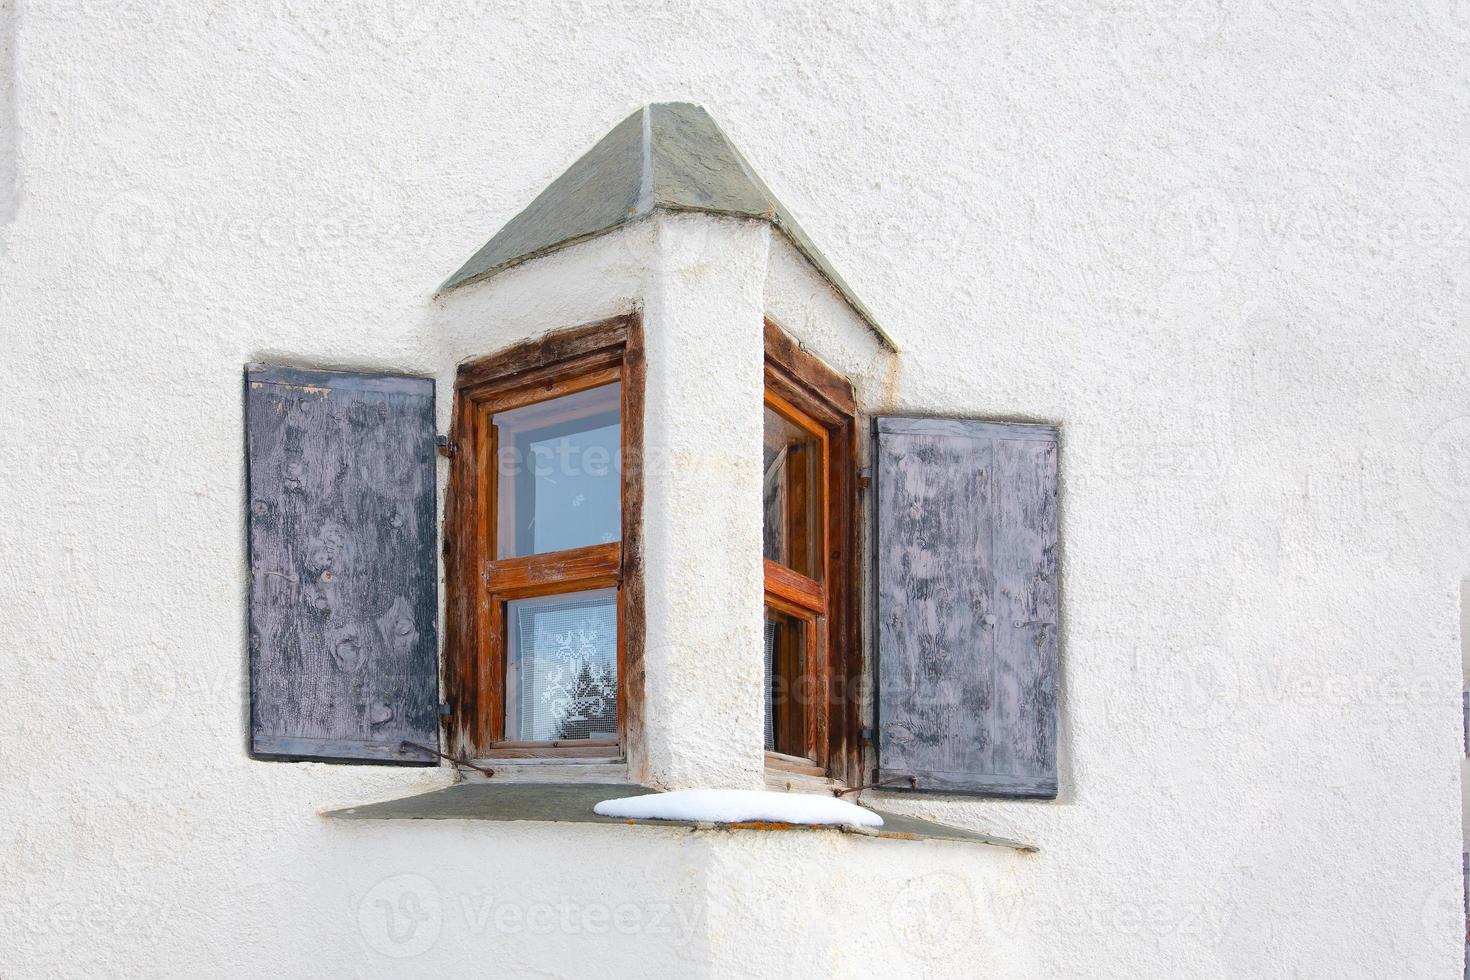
top-left (0, 1), bottom-right (1467, 978)
top-left (641, 213), bottom-right (771, 790)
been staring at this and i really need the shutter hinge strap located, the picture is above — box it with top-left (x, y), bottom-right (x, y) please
top-left (400, 740), bottom-right (495, 777)
top-left (436, 435), bottom-right (456, 458)
top-left (832, 774), bottom-right (916, 797)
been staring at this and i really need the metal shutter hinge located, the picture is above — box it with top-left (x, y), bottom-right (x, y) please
top-left (833, 774), bottom-right (916, 796)
top-left (436, 435), bottom-right (456, 458)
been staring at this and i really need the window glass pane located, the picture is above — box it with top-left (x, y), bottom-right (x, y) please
top-left (763, 404), bottom-right (823, 581)
top-left (494, 383), bottom-right (621, 559)
top-left (764, 606), bottom-right (809, 757)
top-left (505, 588), bottom-right (618, 742)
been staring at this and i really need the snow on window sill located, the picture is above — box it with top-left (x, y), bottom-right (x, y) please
top-left (321, 782), bottom-right (1036, 850)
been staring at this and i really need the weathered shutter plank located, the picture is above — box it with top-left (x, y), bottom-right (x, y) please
top-left (990, 432), bottom-right (1059, 785)
top-left (875, 417), bottom-right (1059, 798)
top-left (874, 424), bottom-right (994, 785)
top-left (246, 364), bottom-right (440, 764)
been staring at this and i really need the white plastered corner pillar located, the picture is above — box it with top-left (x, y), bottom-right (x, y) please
top-left (636, 211), bottom-right (772, 789)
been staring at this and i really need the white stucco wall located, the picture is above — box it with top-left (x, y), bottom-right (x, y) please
top-left (1, 2), bottom-right (1467, 977)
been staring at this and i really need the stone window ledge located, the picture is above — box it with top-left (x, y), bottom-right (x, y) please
top-left (321, 783), bottom-right (1036, 851)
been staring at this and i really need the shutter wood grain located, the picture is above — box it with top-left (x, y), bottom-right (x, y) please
top-left (246, 365), bottom-right (440, 764)
top-left (875, 417), bottom-right (1059, 798)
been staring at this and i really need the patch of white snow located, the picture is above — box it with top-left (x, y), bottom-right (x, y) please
top-left (593, 789), bottom-right (883, 828)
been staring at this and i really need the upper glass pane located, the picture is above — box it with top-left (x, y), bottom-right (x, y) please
top-left (494, 383), bottom-right (621, 559)
top-left (763, 404), bottom-right (823, 581)
top-left (505, 588), bottom-right (618, 742)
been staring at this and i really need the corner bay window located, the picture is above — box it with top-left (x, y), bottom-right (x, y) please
top-left (443, 315), bottom-right (858, 780)
top-left (245, 104), bottom-right (1058, 798)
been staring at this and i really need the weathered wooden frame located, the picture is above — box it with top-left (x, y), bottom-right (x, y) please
top-left (763, 319), bottom-right (861, 785)
top-left (444, 315), bottom-right (645, 761)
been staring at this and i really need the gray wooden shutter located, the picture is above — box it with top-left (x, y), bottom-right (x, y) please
top-left (874, 417), bottom-right (1059, 797)
top-left (245, 365), bottom-right (440, 764)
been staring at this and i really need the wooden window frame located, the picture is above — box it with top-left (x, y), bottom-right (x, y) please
top-left (763, 319), bottom-right (861, 785)
top-left (444, 315), bottom-right (645, 761)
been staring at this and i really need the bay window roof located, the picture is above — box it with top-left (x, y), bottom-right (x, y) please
top-left (439, 102), bottom-right (897, 351)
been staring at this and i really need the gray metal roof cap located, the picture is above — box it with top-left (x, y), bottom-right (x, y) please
top-left (439, 103), bottom-right (897, 351)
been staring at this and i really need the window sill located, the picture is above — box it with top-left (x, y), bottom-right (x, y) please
top-left (321, 782), bottom-right (1036, 851)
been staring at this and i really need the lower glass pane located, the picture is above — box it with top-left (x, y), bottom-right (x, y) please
top-left (764, 606), bottom-right (809, 757)
top-left (505, 588), bottom-right (618, 742)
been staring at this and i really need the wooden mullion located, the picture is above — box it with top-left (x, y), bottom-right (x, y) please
top-left (444, 392), bottom-right (495, 756)
top-left (801, 614), bottom-right (819, 763)
top-left (488, 584), bottom-right (506, 743)
top-left (828, 412), bottom-right (861, 786)
top-left (618, 318), bottom-right (646, 759)
top-left (487, 542), bottom-right (621, 594)
top-left (480, 405), bottom-right (501, 747)
top-left (811, 614), bottom-right (828, 766)
top-left (763, 559), bottom-right (824, 614)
